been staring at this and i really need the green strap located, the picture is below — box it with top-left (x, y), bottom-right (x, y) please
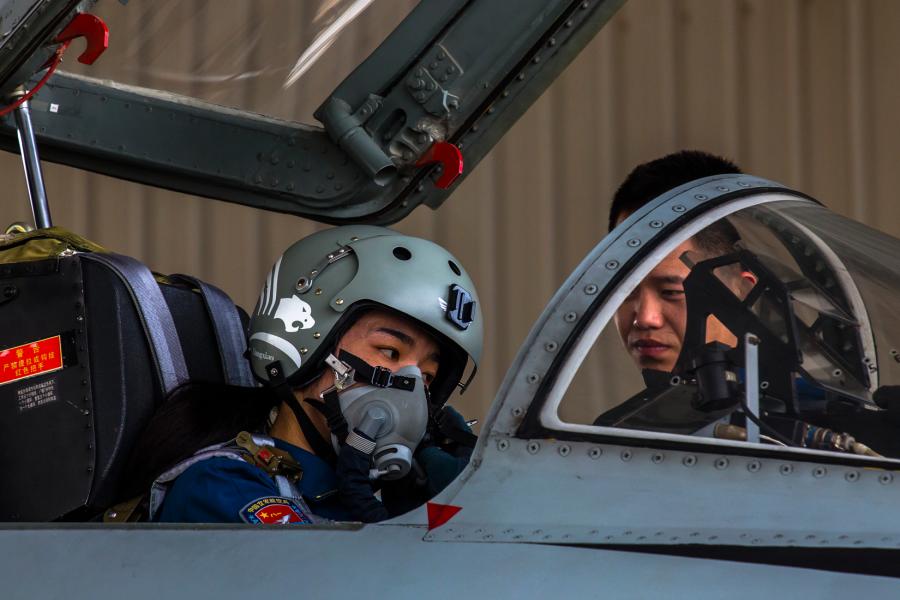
top-left (234, 431), bottom-right (304, 482)
top-left (0, 226), bottom-right (107, 264)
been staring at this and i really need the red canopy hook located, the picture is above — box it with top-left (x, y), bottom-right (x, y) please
top-left (54, 13), bottom-right (109, 65)
top-left (415, 141), bottom-right (463, 189)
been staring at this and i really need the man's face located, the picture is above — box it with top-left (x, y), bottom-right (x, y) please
top-left (337, 309), bottom-right (441, 387)
top-left (613, 236), bottom-right (754, 372)
top-left (614, 239), bottom-right (697, 372)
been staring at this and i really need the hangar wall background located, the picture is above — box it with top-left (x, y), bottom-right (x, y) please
top-left (2, 0), bottom-right (895, 423)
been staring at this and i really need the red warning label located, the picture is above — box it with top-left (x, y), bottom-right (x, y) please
top-left (0, 335), bottom-right (64, 386)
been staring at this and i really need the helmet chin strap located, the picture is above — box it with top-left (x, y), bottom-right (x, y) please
top-left (264, 360), bottom-right (338, 465)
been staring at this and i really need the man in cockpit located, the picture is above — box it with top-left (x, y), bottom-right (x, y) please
top-left (608, 150), bottom-right (755, 373)
top-left (600, 152), bottom-right (894, 457)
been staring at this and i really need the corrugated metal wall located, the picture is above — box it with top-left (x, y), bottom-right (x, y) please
top-left (3, 0), bottom-right (897, 422)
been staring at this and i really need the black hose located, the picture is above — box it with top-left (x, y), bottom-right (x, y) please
top-left (740, 398), bottom-right (794, 446)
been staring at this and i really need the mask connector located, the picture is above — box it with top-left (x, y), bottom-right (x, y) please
top-left (324, 353), bottom-right (355, 391)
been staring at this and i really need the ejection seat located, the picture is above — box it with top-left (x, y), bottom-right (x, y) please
top-left (0, 228), bottom-right (255, 521)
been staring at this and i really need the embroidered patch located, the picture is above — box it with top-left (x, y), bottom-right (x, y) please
top-left (240, 496), bottom-right (313, 525)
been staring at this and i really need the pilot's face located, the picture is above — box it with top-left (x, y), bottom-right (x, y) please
top-left (336, 309), bottom-right (441, 387)
top-left (614, 239), bottom-right (697, 372)
top-left (288, 308), bottom-right (441, 453)
top-left (613, 237), bottom-right (751, 372)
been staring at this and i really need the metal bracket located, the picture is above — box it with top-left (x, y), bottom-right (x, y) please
top-left (324, 353), bottom-right (355, 391)
top-left (405, 44), bottom-right (463, 117)
top-left (294, 245), bottom-right (353, 294)
top-left (318, 94), bottom-right (396, 187)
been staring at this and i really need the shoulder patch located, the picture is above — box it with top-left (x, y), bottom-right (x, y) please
top-left (240, 496), bottom-right (313, 525)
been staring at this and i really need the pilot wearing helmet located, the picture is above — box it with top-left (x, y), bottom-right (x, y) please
top-left (126, 225), bottom-right (482, 524)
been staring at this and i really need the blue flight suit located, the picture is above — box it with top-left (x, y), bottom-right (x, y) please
top-left (155, 437), bottom-right (353, 524)
top-left (154, 407), bottom-right (476, 524)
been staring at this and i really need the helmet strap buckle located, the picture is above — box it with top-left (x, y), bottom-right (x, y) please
top-left (323, 353), bottom-right (355, 392)
top-left (337, 349), bottom-right (416, 391)
top-left (370, 365), bottom-right (393, 388)
top-left (318, 351), bottom-right (419, 401)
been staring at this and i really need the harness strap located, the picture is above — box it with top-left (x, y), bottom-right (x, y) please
top-left (234, 431), bottom-right (303, 482)
top-left (169, 274), bottom-right (256, 387)
top-left (282, 392), bottom-right (337, 466)
top-left (148, 441), bottom-right (256, 520)
top-left (81, 252), bottom-right (188, 395)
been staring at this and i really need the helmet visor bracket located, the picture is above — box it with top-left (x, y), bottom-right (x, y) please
top-left (295, 245), bottom-right (354, 294)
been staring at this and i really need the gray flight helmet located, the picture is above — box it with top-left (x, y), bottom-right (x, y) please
top-left (248, 225), bottom-right (483, 405)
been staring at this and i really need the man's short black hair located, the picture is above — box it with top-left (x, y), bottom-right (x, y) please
top-left (608, 150), bottom-right (741, 232)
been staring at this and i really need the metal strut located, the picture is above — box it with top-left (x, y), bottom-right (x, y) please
top-left (744, 333), bottom-right (761, 444)
top-left (11, 88), bottom-right (51, 229)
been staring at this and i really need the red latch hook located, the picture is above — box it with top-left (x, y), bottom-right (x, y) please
top-left (415, 141), bottom-right (463, 189)
top-left (54, 13), bottom-right (109, 65)
top-left (0, 13), bottom-right (108, 117)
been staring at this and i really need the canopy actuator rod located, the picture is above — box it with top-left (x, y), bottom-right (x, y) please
top-left (11, 88), bottom-right (51, 229)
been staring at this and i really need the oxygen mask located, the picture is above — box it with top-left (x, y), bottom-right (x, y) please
top-left (322, 351), bottom-right (429, 480)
